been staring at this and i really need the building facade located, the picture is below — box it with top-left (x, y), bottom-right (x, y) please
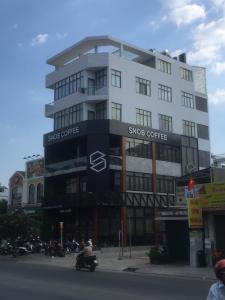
top-left (43, 36), bottom-right (210, 246)
top-left (9, 171), bottom-right (25, 208)
top-left (22, 158), bottom-right (44, 218)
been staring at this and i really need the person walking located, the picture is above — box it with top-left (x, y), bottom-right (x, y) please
top-left (207, 259), bottom-right (225, 299)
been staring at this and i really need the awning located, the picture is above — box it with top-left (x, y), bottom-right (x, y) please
top-left (155, 216), bottom-right (188, 221)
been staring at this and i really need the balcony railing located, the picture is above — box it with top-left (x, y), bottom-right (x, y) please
top-left (45, 157), bottom-right (87, 175)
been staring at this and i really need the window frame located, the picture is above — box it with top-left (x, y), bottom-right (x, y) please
top-left (136, 77), bottom-right (151, 96)
top-left (111, 69), bottom-right (121, 88)
top-left (158, 114), bottom-right (173, 132)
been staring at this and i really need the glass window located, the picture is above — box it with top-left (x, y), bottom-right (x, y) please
top-left (54, 103), bottom-right (83, 130)
top-left (111, 69), bottom-right (121, 88)
top-left (183, 120), bottom-right (196, 137)
top-left (126, 138), bottom-right (152, 158)
top-left (66, 178), bottom-right (77, 194)
top-left (28, 184), bottom-right (35, 204)
top-left (37, 183), bottom-right (43, 203)
top-left (156, 175), bottom-right (175, 193)
top-left (158, 84), bottom-right (172, 102)
top-left (156, 144), bottom-right (180, 163)
top-left (181, 67), bottom-right (193, 81)
top-left (181, 91), bottom-right (194, 108)
top-left (96, 101), bottom-right (107, 120)
top-left (54, 71), bottom-right (83, 101)
top-left (96, 69), bottom-right (107, 89)
top-left (126, 172), bottom-right (152, 192)
top-left (88, 110), bottom-right (95, 120)
top-left (158, 59), bottom-right (171, 74)
top-left (158, 114), bottom-right (173, 132)
top-left (136, 108), bottom-right (151, 127)
top-left (136, 77), bottom-right (151, 96)
top-left (112, 102), bottom-right (122, 121)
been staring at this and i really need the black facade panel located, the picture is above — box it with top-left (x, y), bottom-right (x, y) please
top-left (87, 133), bottom-right (110, 192)
top-left (199, 150), bottom-right (211, 168)
top-left (195, 96), bottom-right (208, 112)
top-left (197, 124), bottom-right (209, 140)
top-left (44, 120), bottom-right (181, 147)
top-left (110, 120), bottom-right (181, 146)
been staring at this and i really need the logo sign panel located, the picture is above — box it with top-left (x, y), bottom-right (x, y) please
top-left (89, 151), bottom-right (106, 173)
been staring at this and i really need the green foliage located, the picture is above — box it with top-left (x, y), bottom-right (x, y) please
top-left (0, 200), bottom-right (7, 214)
top-left (147, 245), bottom-right (168, 264)
top-left (0, 210), bottom-right (41, 240)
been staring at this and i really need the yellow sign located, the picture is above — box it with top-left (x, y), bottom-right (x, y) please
top-left (188, 198), bottom-right (203, 228)
top-left (187, 182), bottom-right (225, 228)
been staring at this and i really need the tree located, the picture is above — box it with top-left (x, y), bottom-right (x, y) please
top-left (0, 210), bottom-right (41, 240)
top-left (0, 200), bottom-right (7, 214)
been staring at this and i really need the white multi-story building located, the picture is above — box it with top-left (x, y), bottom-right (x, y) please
top-left (43, 36), bottom-right (210, 247)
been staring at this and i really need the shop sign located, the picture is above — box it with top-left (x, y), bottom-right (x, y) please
top-left (46, 126), bottom-right (80, 144)
top-left (128, 126), bottom-right (167, 141)
top-left (188, 198), bottom-right (203, 228)
top-left (89, 151), bottom-right (106, 173)
top-left (198, 182), bottom-right (225, 208)
top-left (187, 182), bottom-right (225, 228)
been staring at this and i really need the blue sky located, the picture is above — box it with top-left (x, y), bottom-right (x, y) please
top-left (1, 0), bottom-right (225, 186)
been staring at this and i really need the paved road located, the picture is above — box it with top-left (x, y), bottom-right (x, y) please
top-left (0, 260), bottom-right (211, 300)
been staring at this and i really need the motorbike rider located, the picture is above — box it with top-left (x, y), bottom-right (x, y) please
top-left (207, 259), bottom-right (225, 299)
top-left (77, 240), bottom-right (93, 261)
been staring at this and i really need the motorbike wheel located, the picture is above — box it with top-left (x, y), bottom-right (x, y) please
top-left (75, 264), bottom-right (81, 271)
top-left (89, 265), bottom-right (96, 272)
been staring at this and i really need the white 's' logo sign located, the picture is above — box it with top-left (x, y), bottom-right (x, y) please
top-left (89, 151), bottom-right (106, 173)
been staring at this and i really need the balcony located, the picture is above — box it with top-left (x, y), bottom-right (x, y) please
top-left (45, 102), bottom-right (54, 118)
top-left (45, 157), bottom-right (87, 177)
top-left (45, 85), bottom-right (108, 118)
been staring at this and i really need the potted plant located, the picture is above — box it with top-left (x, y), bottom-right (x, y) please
top-left (147, 245), bottom-right (168, 264)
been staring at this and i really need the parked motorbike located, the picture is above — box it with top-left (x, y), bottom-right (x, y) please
top-left (0, 243), bottom-right (13, 255)
top-left (75, 254), bottom-right (98, 272)
top-left (12, 246), bottom-right (31, 257)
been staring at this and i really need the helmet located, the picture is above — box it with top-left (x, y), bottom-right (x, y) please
top-left (214, 259), bottom-right (225, 278)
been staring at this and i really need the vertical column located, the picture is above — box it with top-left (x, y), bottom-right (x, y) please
top-left (121, 136), bottom-right (127, 247)
top-left (152, 142), bottom-right (157, 244)
top-left (121, 137), bottom-right (126, 193)
top-left (93, 208), bottom-right (98, 246)
top-left (121, 206), bottom-right (128, 247)
top-left (152, 142), bottom-right (157, 193)
top-left (120, 44), bottom-right (124, 57)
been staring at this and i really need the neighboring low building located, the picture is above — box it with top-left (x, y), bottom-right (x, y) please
top-left (0, 186), bottom-right (9, 202)
top-left (22, 158), bottom-right (44, 219)
top-left (9, 171), bottom-right (25, 208)
top-left (176, 167), bottom-right (225, 266)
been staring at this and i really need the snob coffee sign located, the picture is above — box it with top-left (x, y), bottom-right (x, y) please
top-left (44, 126), bottom-right (80, 145)
top-left (128, 126), bottom-right (167, 141)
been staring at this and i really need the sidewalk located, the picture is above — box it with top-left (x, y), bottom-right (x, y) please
top-left (14, 247), bottom-right (215, 281)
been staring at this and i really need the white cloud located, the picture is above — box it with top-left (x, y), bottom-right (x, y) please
top-left (162, 0), bottom-right (206, 27)
top-left (31, 33), bottom-right (49, 47)
top-left (187, 18), bottom-right (225, 65)
top-left (170, 4), bottom-right (205, 27)
top-left (212, 0), bottom-right (225, 9)
top-left (209, 89), bottom-right (225, 104)
top-left (211, 61), bottom-right (225, 75)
